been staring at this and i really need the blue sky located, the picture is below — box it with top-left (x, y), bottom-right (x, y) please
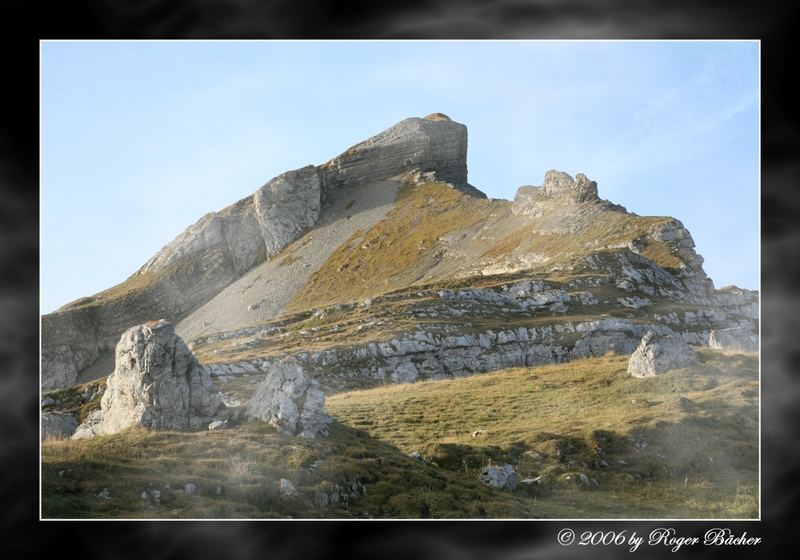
top-left (41, 41), bottom-right (759, 314)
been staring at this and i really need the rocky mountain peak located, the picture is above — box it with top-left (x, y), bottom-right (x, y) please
top-left (541, 170), bottom-right (599, 203)
top-left (511, 170), bottom-right (601, 216)
top-left (321, 113), bottom-right (469, 188)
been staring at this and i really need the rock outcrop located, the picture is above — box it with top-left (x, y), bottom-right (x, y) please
top-left (245, 360), bottom-right (331, 438)
top-left (478, 464), bottom-right (518, 491)
top-left (512, 170), bottom-right (599, 216)
top-left (709, 327), bottom-right (758, 353)
top-left (72, 320), bottom-right (227, 438)
top-left (41, 412), bottom-right (79, 440)
top-left (628, 330), bottom-right (696, 378)
top-left (320, 113), bottom-right (470, 190)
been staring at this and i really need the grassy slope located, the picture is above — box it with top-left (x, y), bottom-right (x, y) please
top-left (42, 349), bottom-right (757, 519)
top-left (287, 181), bottom-right (680, 314)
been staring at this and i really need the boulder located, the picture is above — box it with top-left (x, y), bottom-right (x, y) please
top-left (245, 360), bottom-right (331, 438)
top-left (41, 412), bottom-right (79, 440)
top-left (709, 327), bottom-right (758, 353)
top-left (628, 330), bottom-right (696, 378)
top-left (72, 320), bottom-right (226, 438)
top-left (478, 464), bottom-right (518, 491)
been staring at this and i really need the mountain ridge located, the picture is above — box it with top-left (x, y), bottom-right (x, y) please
top-left (41, 114), bottom-right (757, 390)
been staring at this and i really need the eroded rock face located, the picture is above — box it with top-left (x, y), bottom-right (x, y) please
top-left (72, 320), bottom-right (226, 438)
top-left (254, 166), bottom-right (322, 255)
top-left (628, 330), bottom-right (696, 378)
top-left (41, 412), bottom-right (79, 440)
top-left (709, 327), bottom-right (758, 353)
top-left (245, 360), bottom-right (331, 438)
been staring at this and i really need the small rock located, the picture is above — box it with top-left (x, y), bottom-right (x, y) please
top-left (57, 469), bottom-right (66, 477)
top-left (520, 476), bottom-right (542, 485)
top-left (478, 464), bottom-right (518, 491)
top-left (471, 430), bottom-right (486, 438)
top-left (248, 304), bottom-right (260, 311)
top-left (216, 485), bottom-right (224, 496)
top-left (563, 473), bottom-right (591, 489)
top-left (96, 488), bottom-right (111, 499)
top-left (280, 478), bottom-right (299, 498)
top-left (408, 451), bottom-right (422, 460)
top-left (184, 483), bottom-right (197, 495)
top-left (208, 419), bottom-right (228, 431)
top-left (41, 396), bottom-right (55, 408)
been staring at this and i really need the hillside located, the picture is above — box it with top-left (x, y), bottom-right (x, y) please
top-left (41, 113), bottom-right (758, 519)
top-left (42, 349), bottom-right (757, 519)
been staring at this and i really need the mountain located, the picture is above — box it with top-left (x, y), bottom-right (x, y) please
top-left (41, 113), bottom-right (759, 520)
top-left (41, 113), bottom-right (758, 391)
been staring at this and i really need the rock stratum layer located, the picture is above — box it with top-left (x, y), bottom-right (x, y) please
top-left (42, 114), bottom-right (758, 394)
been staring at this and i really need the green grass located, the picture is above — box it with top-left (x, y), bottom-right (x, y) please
top-left (42, 350), bottom-right (757, 519)
top-left (327, 348), bottom-right (759, 519)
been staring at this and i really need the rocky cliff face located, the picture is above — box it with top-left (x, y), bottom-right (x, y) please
top-left (319, 113), bottom-right (470, 191)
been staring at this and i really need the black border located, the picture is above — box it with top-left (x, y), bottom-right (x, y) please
top-left (2, 1), bottom-right (798, 558)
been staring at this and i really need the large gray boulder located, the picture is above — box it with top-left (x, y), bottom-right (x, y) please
top-left (72, 320), bottom-right (226, 438)
top-left (709, 327), bottom-right (758, 353)
top-left (245, 360), bottom-right (331, 439)
top-left (41, 412), bottom-right (79, 440)
top-left (628, 330), bottom-right (696, 378)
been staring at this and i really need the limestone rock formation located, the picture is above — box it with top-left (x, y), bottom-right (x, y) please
top-left (628, 330), bottom-right (696, 378)
top-left (709, 327), bottom-right (758, 353)
top-left (512, 170), bottom-right (599, 216)
top-left (72, 320), bottom-right (226, 438)
top-left (41, 412), bottom-right (79, 440)
top-left (245, 360), bottom-right (331, 439)
top-left (540, 170), bottom-right (599, 203)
